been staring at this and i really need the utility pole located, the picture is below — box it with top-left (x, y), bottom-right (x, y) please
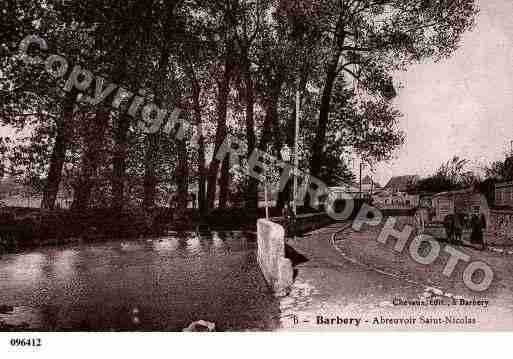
top-left (291, 4), bottom-right (307, 237)
top-left (264, 145), bottom-right (271, 220)
top-left (293, 82), bottom-right (300, 218)
top-left (359, 162), bottom-right (363, 199)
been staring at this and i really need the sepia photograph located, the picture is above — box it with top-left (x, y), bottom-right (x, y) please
top-left (0, 0), bottom-right (512, 342)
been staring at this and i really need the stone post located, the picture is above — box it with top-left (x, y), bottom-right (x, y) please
top-left (257, 219), bottom-right (293, 297)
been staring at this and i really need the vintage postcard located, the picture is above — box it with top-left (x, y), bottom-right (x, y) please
top-left (1, 0), bottom-right (512, 338)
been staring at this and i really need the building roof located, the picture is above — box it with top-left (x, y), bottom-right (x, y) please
top-left (361, 175), bottom-right (382, 188)
top-left (328, 183), bottom-right (360, 193)
top-left (361, 175), bottom-right (373, 185)
top-left (431, 186), bottom-right (478, 198)
top-left (384, 175), bottom-right (419, 192)
top-left (496, 181), bottom-right (513, 189)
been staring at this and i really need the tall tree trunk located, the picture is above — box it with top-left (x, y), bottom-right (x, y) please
top-left (206, 45), bottom-right (233, 210)
top-left (198, 135), bottom-right (206, 212)
top-left (218, 156), bottom-right (230, 208)
top-left (309, 54), bottom-right (340, 178)
top-left (71, 109), bottom-right (109, 211)
top-left (240, 47), bottom-right (258, 211)
top-left (175, 139), bottom-right (188, 218)
top-left (143, 3), bottom-right (179, 210)
top-left (187, 64), bottom-right (207, 213)
top-left (109, 0), bottom-right (167, 211)
top-left (111, 112), bottom-right (129, 211)
top-left (272, 94), bottom-right (287, 210)
top-left (259, 80), bottom-right (283, 152)
top-left (41, 93), bottom-right (75, 209)
top-left (109, 46), bottom-right (132, 211)
top-left (309, 12), bottom-right (346, 178)
top-left (143, 133), bottom-right (160, 209)
top-left (258, 102), bottom-right (274, 151)
top-left (259, 82), bottom-right (282, 208)
top-left (193, 87), bottom-right (207, 214)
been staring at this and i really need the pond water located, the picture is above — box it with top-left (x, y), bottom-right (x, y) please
top-left (0, 232), bottom-right (280, 331)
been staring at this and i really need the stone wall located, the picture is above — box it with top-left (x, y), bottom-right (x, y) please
top-left (257, 219), bottom-right (293, 297)
top-left (273, 213), bottom-right (334, 236)
top-left (489, 209), bottom-right (513, 243)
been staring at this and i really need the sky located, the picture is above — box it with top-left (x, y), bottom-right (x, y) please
top-left (370, 0), bottom-right (513, 187)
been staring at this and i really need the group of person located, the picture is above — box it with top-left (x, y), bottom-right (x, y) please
top-left (444, 212), bottom-right (487, 250)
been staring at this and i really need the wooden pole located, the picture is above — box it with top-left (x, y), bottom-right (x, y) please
top-left (293, 82), bottom-right (300, 217)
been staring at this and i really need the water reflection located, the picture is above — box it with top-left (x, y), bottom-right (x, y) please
top-left (0, 232), bottom-right (279, 331)
top-left (212, 232), bottom-right (225, 249)
top-left (152, 237), bottom-right (180, 251)
top-left (3, 253), bottom-right (45, 284)
top-left (120, 242), bottom-right (145, 252)
top-left (51, 250), bottom-right (78, 280)
top-left (186, 233), bottom-right (202, 256)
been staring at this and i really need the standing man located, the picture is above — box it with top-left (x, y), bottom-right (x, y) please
top-left (480, 213), bottom-right (487, 250)
top-left (470, 214), bottom-right (486, 251)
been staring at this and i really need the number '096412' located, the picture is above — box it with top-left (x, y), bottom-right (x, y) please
top-left (9, 338), bottom-right (42, 347)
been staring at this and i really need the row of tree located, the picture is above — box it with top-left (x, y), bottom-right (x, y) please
top-left (0, 0), bottom-right (477, 214)
top-left (413, 155), bottom-right (512, 202)
top-left (414, 156), bottom-right (478, 193)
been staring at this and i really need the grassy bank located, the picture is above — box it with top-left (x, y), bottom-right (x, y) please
top-left (0, 207), bottom-right (257, 253)
top-left (0, 199), bottom-right (365, 253)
